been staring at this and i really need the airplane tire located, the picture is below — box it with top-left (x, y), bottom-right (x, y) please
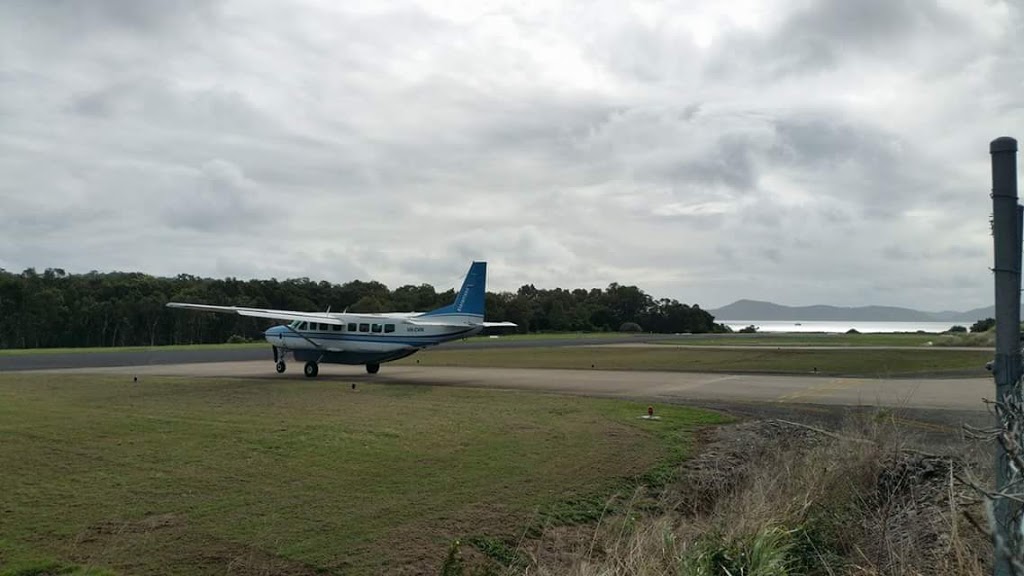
top-left (275, 361), bottom-right (286, 374)
top-left (366, 363), bottom-right (380, 374)
top-left (304, 362), bottom-right (319, 378)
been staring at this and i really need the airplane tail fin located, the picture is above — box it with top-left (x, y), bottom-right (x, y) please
top-left (422, 262), bottom-right (486, 319)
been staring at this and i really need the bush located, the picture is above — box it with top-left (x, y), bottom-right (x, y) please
top-left (619, 322), bottom-right (643, 333)
top-left (226, 334), bottom-right (249, 344)
top-left (948, 325), bottom-right (967, 333)
top-left (439, 539), bottom-right (464, 576)
top-left (846, 328), bottom-right (860, 334)
top-left (738, 325), bottom-right (758, 333)
top-left (971, 318), bottom-right (996, 333)
top-left (683, 526), bottom-right (813, 576)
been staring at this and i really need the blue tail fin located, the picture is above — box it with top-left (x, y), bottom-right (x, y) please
top-left (423, 262), bottom-right (486, 318)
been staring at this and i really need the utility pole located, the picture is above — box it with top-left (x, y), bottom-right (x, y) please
top-left (991, 136), bottom-right (1021, 576)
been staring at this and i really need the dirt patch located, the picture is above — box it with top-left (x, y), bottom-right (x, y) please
top-left (864, 452), bottom-right (968, 573)
top-left (65, 513), bottom-right (323, 576)
top-left (370, 505), bottom-right (532, 576)
top-left (665, 420), bottom-right (828, 513)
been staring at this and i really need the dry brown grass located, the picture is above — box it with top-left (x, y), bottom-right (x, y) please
top-left (503, 413), bottom-right (992, 576)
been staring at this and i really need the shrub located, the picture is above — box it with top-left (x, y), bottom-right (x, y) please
top-left (683, 526), bottom-right (811, 576)
top-left (439, 539), bottom-right (464, 576)
top-left (948, 325), bottom-right (967, 333)
top-left (619, 322), bottom-right (643, 333)
top-left (738, 325), bottom-right (758, 333)
top-left (226, 334), bottom-right (248, 344)
top-left (971, 318), bottom-right (996, 333)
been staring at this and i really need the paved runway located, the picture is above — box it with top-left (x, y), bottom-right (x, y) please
top-left (45, 361), bottom-right (996, 412)
top-left (0, 335), bottom-right (692, 371)
top-left (0, 336), bottom-right (989, 372)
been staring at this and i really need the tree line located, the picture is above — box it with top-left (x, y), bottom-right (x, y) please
top-left (0, 268), bottom-right (728, 349)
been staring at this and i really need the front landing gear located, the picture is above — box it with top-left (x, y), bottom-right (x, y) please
top-left (304, 362), bottom-right (319, 378)
top-left (273, 347), bottom-right (293, 375)
top-left (366, 363), bottom-right (380, 374)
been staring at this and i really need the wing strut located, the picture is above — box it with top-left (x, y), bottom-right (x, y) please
top-left (284, 324), bottom-right (323, 349)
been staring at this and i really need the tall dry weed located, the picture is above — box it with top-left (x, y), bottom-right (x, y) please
top-left (513, 412), bottom-right (990, 576)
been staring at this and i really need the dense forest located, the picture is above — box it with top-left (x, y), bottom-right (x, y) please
top-left (0, 268), bottom-right (727, 349)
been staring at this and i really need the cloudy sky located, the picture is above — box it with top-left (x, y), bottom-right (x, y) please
top-left (1, 0), bottom-right (1020, 310)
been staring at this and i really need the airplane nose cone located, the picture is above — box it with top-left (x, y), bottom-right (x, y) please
top-left (264, 326), bottom-right (285, 339)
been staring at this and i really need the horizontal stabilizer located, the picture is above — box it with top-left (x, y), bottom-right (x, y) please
top-left (481, 321), bottom-right (518, 328)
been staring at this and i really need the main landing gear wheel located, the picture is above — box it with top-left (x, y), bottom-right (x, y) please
top-left (366, 363), bottom-right (380, 374)
top-left (304, 362), bottom-right (319, 378)
top-left (275, 361), bottom-right (286, 374)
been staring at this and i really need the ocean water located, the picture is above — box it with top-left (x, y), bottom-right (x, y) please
top-left (720, 320), bottom-right (963, 334)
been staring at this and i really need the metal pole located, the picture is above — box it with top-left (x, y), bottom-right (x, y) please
top-left (991, 136), bottom-right (1021, 576)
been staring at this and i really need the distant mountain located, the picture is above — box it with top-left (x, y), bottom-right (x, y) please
top-left (710, 299), bottom-right (996, 323)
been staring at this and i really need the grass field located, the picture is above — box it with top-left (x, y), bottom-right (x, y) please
top-left (0, 342), bottom-right (266, 356)
top-left (0, 373), bottom-right (727, 575)
top-left (0, 330), bottom-right (992, 357)
top-left (461, 332), bottom-right (631, 342)
top-left (398, 346), bottom-right (992, 377)
top-left (650, 332), bottom-right (952, 347)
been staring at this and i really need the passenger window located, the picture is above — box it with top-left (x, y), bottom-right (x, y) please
top-left (385, 324), bottom-right (395, 333)
top-left (372, 324), bottom-right (382, 333)
top-left (297, 322), bottom-right (307, 331)
top-left (359, 323), bottom-right (369, 332)
top-left (332, 324), bottom-right (341, 332)
top-left (348, 323), bottom-right (357, 332)
top-left (317, 323), bottom-right (327, 331)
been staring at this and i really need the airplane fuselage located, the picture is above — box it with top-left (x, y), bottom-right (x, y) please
top-left (264, 313), bottom-right (483, 365)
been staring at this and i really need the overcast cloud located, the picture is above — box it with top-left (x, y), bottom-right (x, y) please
top-left (1, 0), bottom-right (1020, 310)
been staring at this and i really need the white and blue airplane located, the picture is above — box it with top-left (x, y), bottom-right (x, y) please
top-left (166, 261), bottom-right (515, 377)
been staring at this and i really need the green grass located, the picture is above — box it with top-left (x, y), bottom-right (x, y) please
top-left (0, 330), bottom-right (991, 356)
top-left (457, 332), bottom-right (637, 343)
top-left (0, 334), bottom-right (633, 356)
top-left (0, 342), bottom-right (266, 356)
top-left (398, 346), bottom-right (991, 377)
top-left (652, 332), bottom-right (962, 347)
top-left (0, 374), bottom-right (727, 575)
top-left (0, 557), bottom-right (116, 576)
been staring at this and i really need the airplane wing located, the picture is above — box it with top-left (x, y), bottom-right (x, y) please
top-left (165, 303), bottom-right (344, 325)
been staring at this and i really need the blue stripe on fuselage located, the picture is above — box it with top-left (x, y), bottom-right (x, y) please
top-left (268, 327), bottom-right (475, 347)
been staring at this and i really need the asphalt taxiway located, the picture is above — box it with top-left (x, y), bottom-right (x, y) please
top-left (41, 361), bottom-right (994, 413)
top-left (0, 335), bottom-right (691, 372)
